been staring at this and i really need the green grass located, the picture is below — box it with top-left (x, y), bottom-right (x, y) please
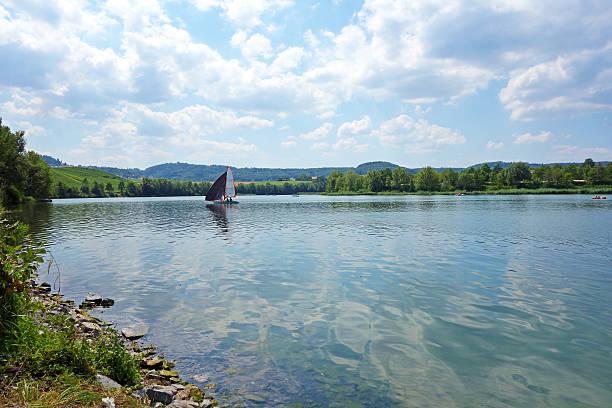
top-left (50, 167), bottom-right (133, 192)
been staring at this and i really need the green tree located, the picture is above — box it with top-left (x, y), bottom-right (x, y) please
top-left (582, 158), bottom-right (595, 168)
top-left (505, 162), bottom-right (531, 187)
top-left (415, 167), bottom-right (440, 191)
top-left (326, 171), bottom-right (342, 192)
top-left (391, 167), bottom-right (411, 191)
top-left (439, 169), bottom-right (458, 191)
top-left (22, 151), bottom-right (51, 199)
top-left (118, 181), bottom-right (125, 196)
top-left (80, 179), bottom-right (90, 196)
top-left (105, 182), bottom-right (114, 196)
top-left (366, 170), bottom-right (384, 192)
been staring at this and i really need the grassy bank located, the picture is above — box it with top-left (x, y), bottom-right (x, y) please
top-left (0, 212), bottom-right (220, 407)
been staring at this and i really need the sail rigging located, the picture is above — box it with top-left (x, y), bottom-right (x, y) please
top-left (205, 167), bottom-right (236, 202)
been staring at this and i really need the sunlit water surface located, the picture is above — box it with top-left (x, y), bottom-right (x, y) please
top-left (16, 195), bottom-right (612, 407)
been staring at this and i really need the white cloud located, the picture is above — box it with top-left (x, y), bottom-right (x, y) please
top-left (299, 123), bottom-right (333, 140)
top-left (552, 144), bottom-right (611, 161)
top-left (500, 45), bottom-right (612, 120)
top-left (310, 142), bottom-right (330, 150)
top-left (231, 31), bottom-right (273, 60)
top-left (513, 131), bottom-right (551, 144)
top-left (14, 121), bottom-right (48, 138)
top-left (374, 114), bottom-right (466, 152)
top-left (190, 0), bottom-right (293, 29)
top-left (332, 137), bottom-right (369, 152)
top-left (281, 140), bottom-right (296, 148)
top-left (486, 140), bottom-right (504, 150)
top-left (337, 116), bottom-right (372, 138)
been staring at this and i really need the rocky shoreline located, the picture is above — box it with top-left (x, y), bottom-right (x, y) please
top-left (30, 281), bottom-right (220, 408)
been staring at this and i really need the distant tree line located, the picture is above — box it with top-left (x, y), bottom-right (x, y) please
top-left (326, 160), bottom-right (612, 193)
top-left (54, 178), bottom-right (213, 198)
top-left (0, 120), bottom-right (52, 204)
top-left (235, 179), bottom-right (326, 195)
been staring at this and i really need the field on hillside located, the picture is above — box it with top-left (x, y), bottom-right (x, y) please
top-left (51, 167), bottom-right (133, 191)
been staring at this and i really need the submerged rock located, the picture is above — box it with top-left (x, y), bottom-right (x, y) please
top-left (121, 324), bottom-right (148, 339)
top-left (101, 298), bottom-right (114, 307)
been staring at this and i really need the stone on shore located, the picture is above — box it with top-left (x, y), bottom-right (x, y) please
top-left (121, 324), bottom-right (148, 339)
top-left (40, 282), bottom-right (51, 293)
top-left (168, 401), bottom-right (200, 408)
top-left (85, 292), bottom-right (103, 305)
top-left (159, 369), bottom-right (179, 378)
top-left (141, 357), bottom-right (164, 369)
top-left (146, 386), bottom-right (174, 405)
top-left (81, 322), bottom-right (101, 333)
top-left (95, 374), bottom-right (121, 389)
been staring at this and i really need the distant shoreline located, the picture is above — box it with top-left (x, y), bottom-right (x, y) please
top-left (321, 187), bottom-right (612, 196)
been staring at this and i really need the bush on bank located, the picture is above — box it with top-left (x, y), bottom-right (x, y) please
top-left (0, 210), bottom-right (140, 396)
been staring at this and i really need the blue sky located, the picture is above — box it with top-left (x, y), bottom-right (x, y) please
top-left (1, 0), bottom-right (610, 169)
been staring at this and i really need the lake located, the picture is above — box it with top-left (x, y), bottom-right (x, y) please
top-left (16, 195), bottom-right (612, 407)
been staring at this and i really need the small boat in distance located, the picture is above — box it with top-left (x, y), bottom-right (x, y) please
top-left (205, 166), bottom-right (238, 204)
top-left (592, 195), bottom-right (607, 199)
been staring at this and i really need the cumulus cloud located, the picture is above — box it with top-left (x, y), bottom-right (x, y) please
top-left (500, 44), bottom-right (612, 120)
top-left (374, 114), bottom-right (465, 152)
top-left (486, 140), bottom-right (504, 150)
top-left (299, 123), bottom-right (333, 140)
top-left (189, 0), bottom-right (293, 29)
top-left (513, 131), bottom-right (551, 144)
top-left (337, 116), bottom-right (372, 138)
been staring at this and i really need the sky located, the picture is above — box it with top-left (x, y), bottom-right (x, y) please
top-left (1, 0), bottom-right (611, 169)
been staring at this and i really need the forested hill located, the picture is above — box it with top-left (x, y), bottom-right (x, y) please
top-left (40, 156), bottom-right (610, 182)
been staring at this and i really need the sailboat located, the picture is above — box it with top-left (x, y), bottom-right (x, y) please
top-left (205, 166), bottom-right (238, 204)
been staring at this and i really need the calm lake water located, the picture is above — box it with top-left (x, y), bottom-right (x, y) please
top-left (16, 195), bottom-right (612, 407)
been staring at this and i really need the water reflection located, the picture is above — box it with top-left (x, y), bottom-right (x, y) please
top-left (12, 195), bottom-right (612, 407)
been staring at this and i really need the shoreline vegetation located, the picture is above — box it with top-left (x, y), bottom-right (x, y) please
top-left (0, 213), bottom-right (221, 407)
top-left (2, 120), bottom-right (611, 206)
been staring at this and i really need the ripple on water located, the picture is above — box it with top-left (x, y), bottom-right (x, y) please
top-left (12, 195), bottom-right (612, 407)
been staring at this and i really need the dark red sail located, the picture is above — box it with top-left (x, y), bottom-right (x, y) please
top-left (205, 171), bottom-right (227, 201)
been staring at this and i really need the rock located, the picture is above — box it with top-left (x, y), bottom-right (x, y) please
top-left (102, 397), bottom-right (115, 408)
top-left (171, 383), bottom-right (186, 392)
top-left (101, 298), bottom-right (114, 307)
top-left (168, 401), bottom-right (200, 408)
top-left (79, 300), bottom-right (97, 309)
top-left (146, 386), bottom-right (174, 405)
top-left (121, 324), bottom-right (148, 339)
top-left (145, 370), bottom-right (163, 380)
top-left (159, 369), bottom-right (179, 378)
top-left (95, 374), bottom-right (121, 390)
top-left (132, 388), bottom-right (147, 399)
top-left (141, 357), bottom-right (164, 369)
top-left (245, 394), bottom-right (265, 402)
top-left (188, 387), bottom-right (205, 403)
top-left (200, 399), bottom-right (216, 408)
top-left (40, 282), bottom-right (51, 293)
top-left (81, 322), bottom-right (101, 333)
top-left (175, 389), bottom-right (191, 400)
top-left (85, 292), bottom-right (103, 305)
